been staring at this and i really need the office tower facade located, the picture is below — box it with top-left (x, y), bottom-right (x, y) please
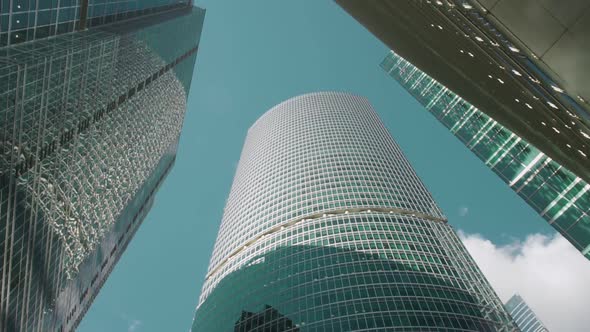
top-left (235, 305), bottom-right (300, 332)
top-left (381, 51), bottom-right (590, 259)
top-left (0, 2), bottom-right (205, 331)
top-left (505, 294), bottom-right (549, 332)
top-left (192, 92), bottom-right (517, 331)
top-left (336, 0), bottom-right (590, 189)
top-left (0, 0), bottom-right (190, 46)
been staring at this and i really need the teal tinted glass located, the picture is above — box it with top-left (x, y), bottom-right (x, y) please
top-left (0, 5), bottom-right (204, 331)
top-left (194, 215), bottom-right (511, 331)
top-left (381, 51), bottom-right (590, 259)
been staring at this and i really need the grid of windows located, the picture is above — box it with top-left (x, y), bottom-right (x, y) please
top-left (86, 0), bottom-right (188, 28)
top-left (504, 294), bottom-right (549, 332)
top-left (0, 0), bottom-right (190, 47)
top-left (381, 51), bottom-right (590, 259)
top-left (0, 6), bottom-right (204, 332)
top-left (206, 93), bottom-right (444, 283)
top-left (193, 93), bottom-right (517, 331)
top-left (0, 0), bottom-right (83, 46)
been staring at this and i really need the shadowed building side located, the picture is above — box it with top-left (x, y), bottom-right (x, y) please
top-left (234, 305), bottom-right (300, 332)
top-left (472, 0), bottom-right (590, 117)
top-left (0, 0), bottom-right (193, 47)
top-left (335, 0), bottom-right (590, 188)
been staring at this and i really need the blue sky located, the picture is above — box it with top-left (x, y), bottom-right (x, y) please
top-left (78, 1), bottom-right (560, 331)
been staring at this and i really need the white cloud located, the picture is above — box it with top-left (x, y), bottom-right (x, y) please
top-left (458, 206), bottom-right (469, 217)
top-left (459, 232), bottom-right (590, 331)
top-left (128, 319), bottom-right (141, 332)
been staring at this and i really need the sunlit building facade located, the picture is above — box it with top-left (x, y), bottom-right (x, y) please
top-left (505, 294), bottom-right (549, 332)
top-left (0, 2), bottom-right (204, 331)
top-left (381, 51), bottom-right (590, 260)
top-left (192, 92), bottom-right (517, 331)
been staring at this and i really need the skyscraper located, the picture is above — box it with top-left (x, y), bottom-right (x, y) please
top-left (381, 51), bottom-right (590, 259)
top-left (0, 2), bottom-right (205, 331)
top-left (505, 294), bottom-right (549, 332)
top-left (192, 92), bottom-right (517, 331)
top-left (335, 0), bottom-right (590, 189)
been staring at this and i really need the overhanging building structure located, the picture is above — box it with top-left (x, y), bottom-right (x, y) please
top-left (336, 0), bottom-right (590, 189)
top-left (192, 92), bottom-right (517, 331)
top-left (381, 51), bottom-right (590, 259)
top-left (0, 2), bottom-right (205, 331)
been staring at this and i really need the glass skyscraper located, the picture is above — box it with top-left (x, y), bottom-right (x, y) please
top-left (192, 92), bottom-right (517, 331)
top-left (381, 51), bottom-right (590, 260)
top-left (505, 294), bottom-right (548, 332)
top-left (0, 2), bottom-right (204, 331)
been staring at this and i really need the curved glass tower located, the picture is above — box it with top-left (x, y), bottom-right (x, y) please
top-left (192, 92), bottom-right (517, 331)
